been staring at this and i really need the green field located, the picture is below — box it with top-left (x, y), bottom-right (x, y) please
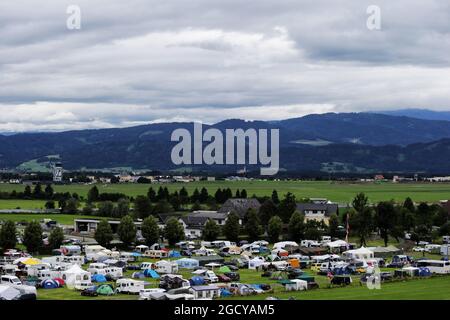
top-left (2, 181), bottom-right (450, 204)
top-left (0, 199), bottom-right (48, 210)
top-left (231, 276), bottom-right (450, 300)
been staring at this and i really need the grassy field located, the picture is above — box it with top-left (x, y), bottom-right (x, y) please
top-left (2, 181), bottom-right (450, 204)
top-left (231, 276), bottom-right (450, 300)
top-left (0, 199), bottom-right (48, 210)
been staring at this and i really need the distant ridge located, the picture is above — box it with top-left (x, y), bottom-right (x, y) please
top-left (3, 112), bottom-right (450, 174)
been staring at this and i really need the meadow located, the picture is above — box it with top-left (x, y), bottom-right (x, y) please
top-left (1, 180), bottom-right (450, 205)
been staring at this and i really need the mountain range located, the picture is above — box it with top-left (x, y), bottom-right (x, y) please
top-left (2, 112), bottom-right (450, 175)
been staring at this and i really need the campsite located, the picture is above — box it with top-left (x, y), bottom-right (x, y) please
top-left (1, 237), bottom-right (450, 300)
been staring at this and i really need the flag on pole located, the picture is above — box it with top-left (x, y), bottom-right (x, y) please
top-left (345, 212), bottom-right (350, 242)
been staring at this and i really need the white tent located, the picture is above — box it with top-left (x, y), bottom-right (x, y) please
top-left (248, 257), bottom-right (265, 270)
top-left (284, 279), bottom-right (308, 291)
top-left (343, 247), bottom-right (374, 260)
top-left (0, 285), bottom-right (21, 300)
top-left (325, 240), bottom-right (349, 248)
top-left (62, 264), bottom-right (91, 289)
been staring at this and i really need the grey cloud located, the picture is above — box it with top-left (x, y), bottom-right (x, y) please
top-left (1, 0), bottom-right (450, 132)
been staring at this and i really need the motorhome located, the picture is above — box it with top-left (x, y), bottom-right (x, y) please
top-left (416, 260), bottom-right (450, 274)
top-left (64, 256), bottom-right (84, 266)
top-left (36, 269), bottom-right (62, 281)
top-left (143, 250), bottom-right (169, 259)
top-left (425, 244), bottom-right (442, 254)
top-left (115, 279), bottom-right (145, 294)
top-left (139, 288), bottom-right (166, 300)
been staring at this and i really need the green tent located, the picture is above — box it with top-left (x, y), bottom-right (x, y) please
top-left (219, 266), bottom-right (231, 273)
top-left (97, 284), bottom-right (114, 296)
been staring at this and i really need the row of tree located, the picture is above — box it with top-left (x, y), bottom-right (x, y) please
top-left (0, 220), bottom-right (65, 254)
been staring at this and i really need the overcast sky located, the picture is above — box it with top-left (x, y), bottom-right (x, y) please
top-left (1, 0), bottom-right (450, 132)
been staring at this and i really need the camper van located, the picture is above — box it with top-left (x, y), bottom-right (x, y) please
top-left (115, 279), bottom-right (145, 294)
top-left (424, 244), bottom-right (442, 254)
top-left (64, 256), bottom-right (84, 266)
top-left (139, 288), bottom-right (166, 300)
top-left (416, 260), bottom-right (450, 274)
top-left (1, 275), bottom-right (22, 286)
top-left (143, 250), bottom-right (169, 259)
top-left (87, 263), bottom-right (107, 274)
top-left (37, 270), bottom-right (62, 281)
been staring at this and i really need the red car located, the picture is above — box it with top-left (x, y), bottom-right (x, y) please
top-left (218, 275), bottom-right (231, 283)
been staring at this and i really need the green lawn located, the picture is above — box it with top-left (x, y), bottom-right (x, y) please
top-left (231, 276), bottom-right (450, 300)
top-left (0, 199), bottom-right (48, 210)
top-left (1, 181), bottom-right (450, 203)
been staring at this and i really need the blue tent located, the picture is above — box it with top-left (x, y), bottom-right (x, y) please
top-left (92, 274), bottom-right (107, 282)
top-left (41, 279), bottom-right (59, 289)
top-left (418, 267), bottom-right (432, 277)
top-left (143, 269), bottom-right (160, 279)
top-left (220, 288), bottom-right (232, 297)
top-left (189, 276), bottom-right (205, 286)
top-left (132, 272), bottom-right (146, 279)
top-left (169, 250), bottom-right (181, 258)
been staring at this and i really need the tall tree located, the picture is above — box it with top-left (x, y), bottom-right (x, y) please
top-left (23, 221), bottom-right (43, 253)
top-left (141, 216), bottom-right (160, 246)
top-left (202, 219), bottom-right (221, 241)
top-left (147, 187), bottom-right (157, 202)
top-left (375, 201), bottom-right (397, 246)
top-left (240, 189), bottom-right (248, 199)
top-left (164, 217), bottom-right (185, 245)
top-left (271, 190), bottom-right (280, 204)
top-left (223, 212), bottom-right (240, 242)
top-left (288, 211), bottom-right (305, 242)
top-left (279, 192), bottom-right (297, 222)
top-left (87, 186), bottom-right (100, 203)
top-left (0, 220), bottom-right (17, 250)
top-left (95, 220), bottom-right (114, 248)
top-left (114, 198), bottom-right (130, 218)
top-left (48, 227), bottom-right (65, 249)
top-left (98, 201), bottom-right (114, 217)
top-left (267, 215), bottom-right (283, 243)
top-left (191, 188), bottom-right (200, 203)
top-left (403, 197), bottom-right (415, 213)
top-left (235, 189), bottom-right (241, 198)
top-left (200, 187), bottom-right (209, 203)
top-left (44, 184), bottom-right (54, 199)
top-left (24, 185), bottom-right (32, 199)
top-left (328, 213), bottom-right (340, 238)
top-left (351, 193), bottom-right (373, 246)
top-left (117, 215), bottom-right (136, 247)
top-left (259, 199), bottom-right (277, 227)
top-left (179, 187), bottom-right (189, 205)
top-left (63, 197), bottom-right (79, 214)
top-left (244, 209), bottom-right (262, 241)
top-left (134, 195), bottom-right (152, 219)
top-left (32, 183), bottom-right (43, 199)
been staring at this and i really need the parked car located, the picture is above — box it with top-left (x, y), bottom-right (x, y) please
top-left (218, 275), bottom-right (231, 282)
top-left (81, 286), bottom-right (98, 297)
top-left (224, 272), bottom-right (240, 281)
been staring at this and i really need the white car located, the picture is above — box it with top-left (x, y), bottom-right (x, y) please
top-left (412, 247), bottom-right (425, 252)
